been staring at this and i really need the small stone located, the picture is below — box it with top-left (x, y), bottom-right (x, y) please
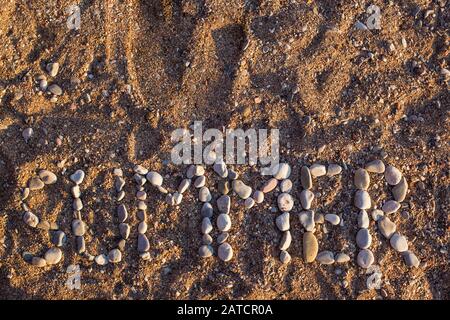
top-left (356, 228), bottom-right (372, 249)
top-left (178, 179), bottom-right (191, 193)
top-left (217, 232), bottom-right (229, 244)
top-left (165, 194), bottom-right (175, 206)
top-left (194, 175), bottom-right (206, 188)
top-left (138, 201), bottom-right (147, 211)
top-left (280, 179), bottom-right (292, 193)
top-left (217, 195), bottom-right (231, 214)
top-left (378, 216), bottom-right (397, 239)
top-left (354, 168), bottom-right (370, 190)
top-left (117, 204), bottom-right (128, 222)
top-left (23, 211), bottom-right (39, 227)
top-left (76, 236), bottom-right (85, 254)
top-left (199, 245), bottom-right (214, 258)
top-left (327, 164), bottom-right (342, 176)
top-left (303, 232), bottom-right (318, 263)
top-left (300, 166), bottom-right (313, 189)
top-left (279, 231), bottom-right (292, 251)
top-left (51, 231), bottom-right (66, 247)
top-left (217, 214), bottom-right (231, 232)
top-left (138, 234), bottom-right (150, 252)
top-left (273, 163), bottom-right (291, 180)
top-left (277, 193), bottom-right (294, 212)
top-left (71, 185), bottom-right (81, 198)
top-left (73, 198), bottom-right (83, 211)
top-left (137, 210), bottom-right (146, 221)
top-left (32, 257), bottom-right (47, 267)
top-left (280, 250), bottom-right (291, 264)
top-left (201, 217), bottom-right (213, 234)
top-left (317, 251), bottom-right (335, 265)
top-left (213, 162), bottom-right (228, 178)
top-left (95, 254), bottom-right (108, 266)
top-left (113, 168), bottom-right (123, 177)
top-left (173, 192), bottom-right (182, 205)
top-left (354, 190), bottom-right (371, 209)
top-left (357, 249), bottom-right (374, 268)
top-left (310, 164), bottom-right (326, 177)
top-left (136, 190), bottom-right (147, 200)
top-left (218, 243), bottom-right (233, 261)
top-left (382, 200), bottom-right (401, 214)
top-left (218, 180), bottom-right (230, 195)
top-left (115, 176), bottom-right (125, 192)
top-left (228, 169), bottom-right (238, 180)
top-left (253, 190), bottom-right (264, 203)
top-left (38, 170), bottom-right (57, 184)
top-left (194, 165), bottom-right (205, 176)
top-left (324, 214), bottom-right (340, 225)
top-left (133, 165), bottom-right (148, 175)
top-left (299, 189), bottom-right (314, 209)
top-left (365, 160), bottom-right (385, 173)
top-left (36, 220), bottom-right (51, 230)
top-left (22, 127), bottom-right (33, 142)
top-left (108, 249), bottom-right (122, 263)
top-left (335, 253), bottom-right (350, 263)
top-left (140, 252), bottom-right (151, 261)
top-left (261, 178), bottom-right (278, 193)
top-left (46, 62), bottom-right (59, 77)
top-left (117, 191), bottom-right (125, 201)
top-left (199, 187), bottom-right (212, 202)
top-left (28, 177), bottom-right (44, 190)
top-left (72, 219), bottom-right (86, 236)
top-left (44, 248), bottom-right (62, 265)
top-left (371, 209), bottom-right (384, 221)
top-left (134, 174), bottom-right (146, 186)
top-left (146, 171), bottom-right (163, 186)
top-left (22, 252), bottom-right (34, 263)
top-left (244, 197), bottom-right (255, 209)
top-left (186, 165), bottom-right (196, 179)
top-left (358, 210), bottom-right (370, 228)
top-left (275, 212), bottom-right (290, 231)
top-left (70, 170), bottom-right (85, 185)
top-left (201, 203), bottom-right (213, 218)
top-left (119, 223), bottom-right (131, 239)
top-left (392, 177), bottom-right (408, 202)
top-left (202, 234), bottom-right (213, 245)
top-left (385, 165), bottom-right (402, 185)
top-left (314, 212), bottom-right (324, 224)
top-left (48, 84), bottom-right (62, 96)
top-left (117, 239), bottom-right (126, 251)
top-left (21, 188), bottom-right (30, 201)
top-left (403, 251), bottom-right (420, 268)
top-left (232, 180), bottom-right (252, 199)
top-left (299, 210), bottom-right (315, 231)
top-left (390, 233), bottom-right (408, 252)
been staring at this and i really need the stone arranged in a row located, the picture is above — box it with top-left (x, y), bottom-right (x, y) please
top-left (70, 170), bottom-right (88, 256)
top-left (133, 165), bottom-right (150, 261)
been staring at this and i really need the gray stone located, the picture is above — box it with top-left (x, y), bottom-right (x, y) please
top-left (217, 232), bottom-right (229, 244)
top-left (71, 185), bottom-right (81, 198)
top-left (310, 164), bottom-right (326, 177)
top-left (201, 217), bottom-right (213, 234)
top-left (113, 168), bottom-right (123, 177)
top-left (178, 179), bottom-right (191, 193)
top-left (108, 249), bottom-right (122, 263)
top-left (357, 249), bottom-right (374, 268)
top-left (371, 209), bottom-right (384, 221)
top-left (365, 160), bottom-right (385, 173)
top-left (218, 180), bottom-right (230, 195)
top-left (194, 175), bottom-right (206, 188)
top-left (21, 188), bottom-right (30, 201)
top-left (48, 84), bottom-right (62, 95)
top-left (32, 257), bottom-right (47, 267)
top-left (133, 165), bottom-right (148, 175)
top-left (201, 202), bottom-right (213, 218)
top-left (300, 166), bottom-right (312, 189)
top-left (202, 234), bottom-right (213, 245)
top-left (358, 210), bottom-right (370, 228)
top-left (46, 62), bottom-right (59, 77)
top-left (136, 190), bottom-right (147, 200)
top-left (217, 195), bottom-right (231, 214)
top-left (119, 223), bottom-right (131, 239)
top-left (335, 253), bottom-right (350, 263)
top-left (392, 177), bottom-right (408, 202)
top-left (115, 176), bottom-right (125, 192)
top-left (70, 170), bottom-right (85, 185)
top-left (73, 198), bottom-right (83, 211)
top-left (217, 214), bottom-right (231, 232)
top-left (36, 220), bottom-right (50, 230)
top-left (299, 210), bottom-right (315, 231)
top-left (199, 245), bottom-right (214, 258)
top-left (138, 234), bottom-right (150, 252)
top-left (253, 190), bottom-right (264, 203)
top-left (354, 190), bottom-right (371, 209)
top-left (232, 180), bottom-right (252, 199)
top-left (95, 254), bottom-right (108, 266)
top-left (116, 191), bottom-right (125, 201)
top-left (327, 164), bottom-right (342, 176)
top-left (280, 250), bottom-right (291, 264)
top-left (213, 162), bottom-right (228, 178)
top-left (199, 187), bottom-right (212, 202)
top-left (44, 248), bottom-right (62, 265)
top-left (117, 204), bottom-right (128, 222)
top-left (146, 171), bottom-right (163, 186)
top-left (378, 216), bottom-right (396, 239)
top-left (277, 193), bottom-right (294, 212)
top-left (382, 200), bottom-right (401, 214)
top-left (403, 251), bottom-right (420, 268)
top-left (356, 228), bottom-right (372, 249)
top-left (218, 242), bottom-right (233, 261)
top-left (23, 211), bottom-right (39, 227)
top-left (228, 169), bottom-right (238, 180)
top-left (385, 165), bottom-right (402, 185)
top-left (38, 170), bottom-right (57, 184)
top-left (76, 236), bottom-right (85, 254)
top-left (29, 177), bottom-right (44, 190)
top-left (317, 251), bottom-right (335, 265)
top-left (273, 163), bottom-right (291, 180)
top-left (22, 127), bottom-right (33, 142)
top-left (279, 231), bottom-right (292, 251)
top-left (300, 189), bottom-right (314, 209)
top-left (275, 212), bottom-right (290, 231)
top-left (71, 219), bottom-right (86, 236)
top-left (280, 179), bottom-right (292, 193)
top-left (324, 214), bottom-right (340, 225)
top-left (186, 165), bottom-right (195, 179)
top-left (193, 165), bottom-right (205, 176)
top-left (390, 233), bottom-right (408, 252)
top-left (134, 174), bottom-right (146, 186)
top-left (244, 197), bottom-right (255, 209)
top-left (354, 168), bottom-right (370, 190)
top-left (51, 231), bottom-right (66, 247)
top-left (173, 192), bottom-right (182, 205)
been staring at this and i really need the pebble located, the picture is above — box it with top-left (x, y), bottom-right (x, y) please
top-left (371, 209), bottom-right (384, 221)
top-left (316, 251), bottom-right (335, 265)
top-left (22, 127), bottom-right (33, 142)
top-left (299, 210), bottom-right (315, 231)
top-left (194, 175), bottom-right (206, 188)
top-left (186, 165), bottom-right (196, 179)
top-left (244, 197), bottom-right (255, 209)
top-left (138, 234), bottom-right (150, 252)
top-left (277, 193), bottom-right (294, 212)
top-left (73, 198), bottom-right (83, 211)
top-left (201, 217), bottom-right (213, 234)
top-left (72, 219), bottom-right (86, 236)
top-left (36, 220), bottom-right (50, 230)
top-left (146, 171), bottom-right (163, 186)
top-left (279, 231), bottom-right (292, 251)
top-left (213, 162), bottom-right (228, 178)
top-left (115, 176), bottom-right (125, 192)
top-left (202, 234), bottom-right (213, 245)
top-left (199, 245), bottom-right (214, 258)
top-left (44, 248), bottom-right (62, 265)
top-left (228, 169), bottom-right (238, 180)
top-left (51, 231), bottom-right (66, 247)
top-left (273, 163), bottom-right (291, 180)
top-left (165, 194), bottom-right (175, 206)
top-left (39, 79), bottom-right (48, 91)
top-left (71, 185), bottom-right (81, 198)
top-left (382, 200), bottom-right (401, 214)
top-left (70, 170), bottom-right (85, 185)
top-left (253, 190), bottom-right (264, 203)
top-left (356, 228), bottom-right (372, 249)
top-left (48, 84), bottom-right (62, 96)
top-left (354, 190), bottom-right (371, 209)
top-left (275, 212), bottom-right (290, 231)
top-left (324, 214), bottom-right (340, 225)
top-left (385, 165), bottom-right (402, 185)
top-left (392, 177), bottom-right (408, 202)
top-left (134, 174), bottom-right (146, 186)
top-left (378, 216), bottom-right (397, 239)
top-left (133, 165), bottom-right (148, 175)
top-left (137, 210), bottom-right (146, 221)
top-left (38, 170), bottom-right (57, 184)
top-left (303, 232), bottom-right (318, 263)
top-left (199, 187), bottom-right (212, 202)
top-left (300, 166), bottom-right (312, 189)
top-left (178, 179), bottom-right (191, 193)
top-left (358, 210), bottom-right (370, 228)
top-left (23, 211), bottom-right (39, 227)
top-left (217, 181), bottom-right (230, 195)
top-left (95, 254), bottom-right (108, 266)
top-left (173, 192), bottom-right (182, 205)
top-left (113, 168), bottom-right (123, 177)
top-left (310, 164), bottom-right (326, 177)
top-left (117, 191), bottom-right (125, 201)
top-left (32, 257), bottom-right (47, 267)
top-left (299, 189), bottom-right (314, 209)
top-left (357, 249), bottom-right (374, 268)
top-left (403, 251), bottom-right (420, 268)
top-left (280, 250), bottom-right (291, 264)
top-left (217, 232), bottom-right (229, 244)
top-left (201, 203), bottom-right (213, 218)
top-left (217, 195), bottom-right (231, 214)
top-left (218, 243), bottom-right (233, 261)
top-left (194, 165), bottom-right (205, 176)
top-left (232, 180), bottom-right (252, 199)
top-left (76, 236), bottom-right (85, 254)
top-left (117, 204), bottom-right (128, 222)
top-left (119, 223), bottom-right (131, 239)
top-left (108, 249), bottom-right (122, 263)
top-left (46, 62), bottom-right (59, 77)
top-left (136, 190), bottom-right (147, 200)
top-left (29, 177), bottom-right (44, 190)
top-left (280, 179), bottom-right (292, 193)
top-left (327, 164), bottom-right (342, 176)
top-left (261, 178), bottom-right (278, 193)
top-left (354, 168), bottom-right (370, 190)
top-left (335, 253), bottom-right (350, 263)
top-left (390, 233), bottom-right (408, 252)
top-left (365, 160), bottom-right (385, 173)
top-left (217, 214), bottom-right (231, 232)
top-left (21, 188), bottom-right (30, 201)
